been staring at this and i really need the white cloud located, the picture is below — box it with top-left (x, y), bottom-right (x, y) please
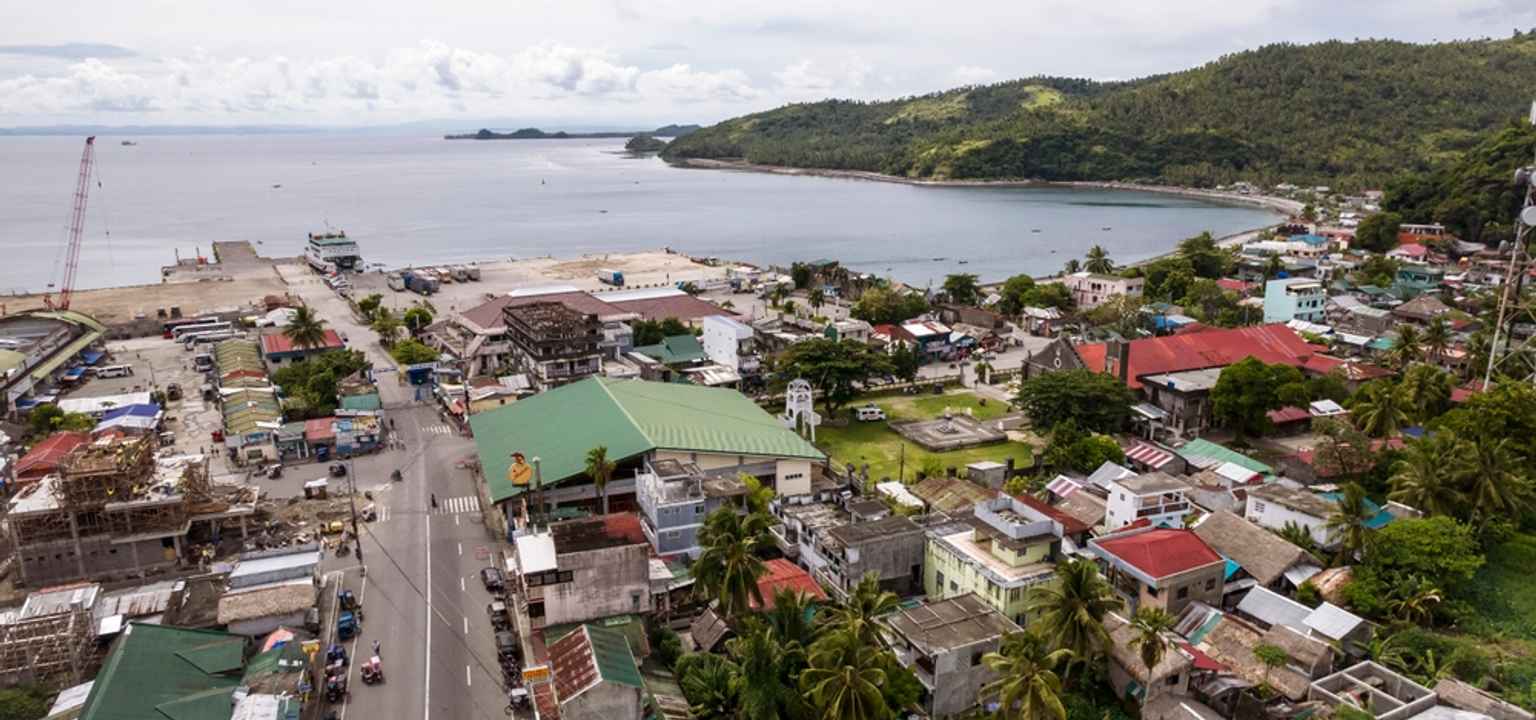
top-left (774, 54), bottom-right (873, 101)
top-left (637, 64), bottom-right (759, 103)
top-left (951, 65), bottom-right (998, 85)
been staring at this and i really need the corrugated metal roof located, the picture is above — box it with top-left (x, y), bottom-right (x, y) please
top-left (1235, 586), bottom-right (1311, 629)
top-left (80, 624), bottom-right (245, 720)
top-left (1303, 602), bottom-right (1364, 640)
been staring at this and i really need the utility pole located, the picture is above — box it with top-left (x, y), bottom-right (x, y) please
top-left (346, 457), bottom-right (365, 569)
top-left (531, 457), bottom-right (545, 530)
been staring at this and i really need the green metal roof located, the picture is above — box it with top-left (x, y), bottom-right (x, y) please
top-left (1176, 438), bottom-right (1272, 475)
top-left (470, 377), bottom-right (824, 504)
top-left (30, 330), bottom-right (102, 381)
top-left (80, 623), bottom-right (246, 720)
top-left (585, 624), bottom-right (643, 689)
top-left (339, 393), bottom-right (382, 411)
top-left (630, 335), bottom-right (705, 365)
top-left (0, 348), bottom-right (25, 376)
top-left (33, 310), bottom-right (106, 333)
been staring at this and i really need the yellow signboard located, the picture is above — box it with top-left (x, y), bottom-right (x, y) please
top-left (522, 664), bottom-right (551, 683)
top-left (507, 452), bottom-right (533, 486)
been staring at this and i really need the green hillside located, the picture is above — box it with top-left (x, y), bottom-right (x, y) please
top-left (663, 36), bottom-right (1536, 189)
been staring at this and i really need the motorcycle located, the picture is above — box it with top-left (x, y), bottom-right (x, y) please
top-left (391, 469), bottom-right (402, 482)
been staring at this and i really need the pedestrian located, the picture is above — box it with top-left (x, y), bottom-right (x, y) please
top-left (431, 493), bottom-right (438, 509)
top-left (373, 640), bottom-right (381, 657)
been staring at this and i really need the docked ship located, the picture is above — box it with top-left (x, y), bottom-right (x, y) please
top-left (305, 231), bottom-right (363, 272)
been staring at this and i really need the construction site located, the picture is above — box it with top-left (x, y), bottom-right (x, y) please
top-left (5, 434), bottom-right (259, 588)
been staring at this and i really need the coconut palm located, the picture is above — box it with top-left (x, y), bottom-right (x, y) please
top-left (980, 631), bottom-right (1072, 720)
top-left (1063, 259), bottom-right (1082, 275)
top-left (764, 587), bottom-right (817, 653)
top-left (1128, 607), bottom-right (1176, 683)
top-left (1084, 246), bottom-right (1115, 275)
top-left (1025, 558), bottom-right (1124, 663)
top-left (1277, 521), bottom-right (1319, 554)
top-left (1466, 437), bottom-right (1534, 518)
top-left (677, 653), bottom-right (738, 719)
top-left (1422, 317), bottom-right (1452, 366)
top-left (1387, 576), bottom-right (1444, 627)
top-left (1350, 381), bottom-right (1410, 438)
top-left (809, 288), bottom-right (827, 314)
top-left (1398, 364), bottom-right (1454, 423)
top-left (1325, 483), bottom-right (1373, 564)
top-left (800, 630), bottom-right (890, 720)
top-left (370, 307), bottom-right (403, 345)
top-left (728, 623), bottom-right (802, 720)
top-left (820, 572), bottom-right (900, 646)
top-left (584, 446), bottom-right (616, 515)
top-left (283, 304), bottom-right (328, 350)
top-left (1392, 325), bottom-right (1424, 369)
top-left (1389, 433), bottom-right (1470, 518)
top-left (692, 509), bottom-right (768, 620)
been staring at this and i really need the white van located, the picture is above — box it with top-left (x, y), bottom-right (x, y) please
top-left (855, 405), bottom-right (887, 422)
top-left (94, 364), bottom-right (134, 379)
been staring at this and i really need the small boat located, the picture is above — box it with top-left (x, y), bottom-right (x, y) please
top-left (957, 260), bottom-right (970, 265)
top-left (1101, 226), bottom-right (1113, 231)
top-left (1031, 228), bottom-right (1042, 233)
top-left (932, 257), bottom-right (947, 261)
top-left (272, 184), bottom-right (282, 189)
top-left (120, 140), bottom-right (137, 146)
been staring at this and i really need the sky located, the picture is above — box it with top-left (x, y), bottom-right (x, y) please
top-left (2, 0), bottom-right (1535, 129)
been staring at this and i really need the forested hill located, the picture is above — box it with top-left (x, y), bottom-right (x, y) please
top-left (663, 36), bottom-right (1536, 189)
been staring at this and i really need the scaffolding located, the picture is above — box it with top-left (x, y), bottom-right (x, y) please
top-left (0, 584), bottom-right (99, 688)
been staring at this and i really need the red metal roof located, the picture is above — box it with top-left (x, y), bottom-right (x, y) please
top-left (1180, 641), bottom-right (1225, 672)
top-left (606, 294), bottom-right (736, 323)
top-left (15, 432), bottom-right (90, 479)
top-left (751, 559), bottom-right (827, 610)
top-left (260, 329), bottom-right (344, 356)
top-left (1266, 406), bottom-right (1312, 425)
top-left (548, 627), bottom-right (597, 710)
top-left (1075, 324), bottom-right (1314, 390)
top-left (1301, 355), bottom-right (1393, 381)
top-left (1215, 278), bottom-right (1252, 294)
top-left (1094, 528), bottom-right (1223, 579)
top-left (1011, 492), bottom-right (1091, 536)
top-left (304, 417), bottom-right (336, 442)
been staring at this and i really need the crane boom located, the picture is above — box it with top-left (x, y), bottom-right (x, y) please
top-left (47, 136), bottom-right (95, 311)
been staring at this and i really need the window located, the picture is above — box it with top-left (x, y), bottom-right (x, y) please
top-left (528, 600), bottom-right (545, 619)
top-left (1166, 674), bottom-right (1180, 686)
top-left (971, 651), bottom-right (984, 667)
top-left (1176, 586), bottom-right (1189, 600)
top-left (1252, 501), bottom-right (1267, 514)
top-left (1205, 578), bottom-right (1216, 591)
top-left (935, 571), bottom-right (945, 590)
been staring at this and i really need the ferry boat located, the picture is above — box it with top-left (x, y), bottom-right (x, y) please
top-left (306, 231), bottom-right (363, 272)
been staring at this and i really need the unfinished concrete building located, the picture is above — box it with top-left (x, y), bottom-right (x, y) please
top-left (0, 583), bottom-right (99, 688)
top-left (502, 300), bottom-right (604, 390)
top-left (6, 435), bottom-right (254, 587)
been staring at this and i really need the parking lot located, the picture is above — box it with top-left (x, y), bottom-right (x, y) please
top-left (71, 334), bottom-right (231, 464)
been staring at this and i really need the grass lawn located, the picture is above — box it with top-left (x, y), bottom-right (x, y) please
top-left (1462, 531), bottom-right (1536, 641)
top-left (816, 391), bottom-right (1031, 483)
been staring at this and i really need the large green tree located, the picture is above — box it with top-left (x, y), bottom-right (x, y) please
top-left (1016, 370), bottom-right (1134, 434)
top-left (283, 304), bottom-right (328, 350)
top-left (692, 506), bottom-right (770, 620)
top-left (1026, 558), bottom-right (1124, 664)
top-left (851, 286), bottom-right (929, 326)
top-left (800, 630), bottom-right (891, 720)
top-left (1210, 357), bottom-right (1304, 436)
top-left (1350, 380), bottom-right (1411, 438)
top-left (942, 273), bottom-right (981, 306)
top-left (1389, 432), bottom-right (1471, 518)
top-left (1354, 211), bottom-right (1402, 253)
top-left (981, 631), bottom-right (1072, 720)
top-left (778, 338), bottom-right (894, 419)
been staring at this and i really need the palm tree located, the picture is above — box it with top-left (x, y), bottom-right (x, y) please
top-left (1392, 325), bottom-right (1424, 369)
top-left (1277, 521), bottom-right (1319, 554)
top-left (1422, 317), bottom-right (1452, 366)
top-left (728, 623), bottom-right (800, 720)
top-left (1398, 364), bottom-right (1454, 423)
top-left (1466, 437), bottom-right (1534, 519)
top-left (284, 304), bottom-right (328, 350)
top-left (677, 653), bottom-right (738, 719)
top-left (1389, 433), bottom-right (1470, 517)
top-left (980, 631), bottom-right (1072, 720)
top-left (820, 572), bottom-right (900, 646)
top-left (1128, 607), bottom-right (1176, 684)
top-left (1325, 483), bottom-right (1373, 564)
top-left (1387, 576), bottom-right (1443, 627)
top-left (1084, 246), bottom-right (1114, 275)
top-left (1025, 558), bottom-right (1124, 664)
top-left (692, 509), bottom-right (768, 620)
top-left (764, 587), bottom-right (817, 653)
top-left (1350, 381), bottom-right (1409, 438)
top-left (809, 288), bottom-right (826, 314)
top-left (370, 307), bottom-right (403, 345)
top-left (584, 446), bottom-right (616, 515)
top-left (1063, 259), bottom-right (1082, 275)
top-left (800, 630), bottom-right (890, 720)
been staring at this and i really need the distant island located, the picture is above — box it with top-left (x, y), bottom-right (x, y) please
top-left (624, 135), bottom-right (669, 153)
top-left (445, 124), bottom-right (701, 141)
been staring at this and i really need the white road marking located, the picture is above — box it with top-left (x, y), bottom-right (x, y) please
top-left (460, 577), bottom-right (465, 592)
top-left (465, 664), bottom-right (472, 687)
top-left (423, 424), bottom-right (452, 435)
top-left (431, 496), bottom-right (481, 515)
top-left (457, 542), bottom-right (462, 556)
top-left (425, 498), bottom-right (432, 720)
top-left (455, 515), bottom-right (460, 526)
top-left (463, 616), bottom-right (469, 635)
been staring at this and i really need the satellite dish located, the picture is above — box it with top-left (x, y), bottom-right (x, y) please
top-left (1522, 206), bottom-right (1536, 228)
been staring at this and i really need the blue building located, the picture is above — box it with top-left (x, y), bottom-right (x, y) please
top-left (1263, 277), bottom-right (1327, 323)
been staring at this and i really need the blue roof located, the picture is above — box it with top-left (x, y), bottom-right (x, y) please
top-left (81, 350), bottom-right (105, 365)
top-left (101, 403), bottom-right (161, 421)
top-left (63, 367), bottom-right (87, 380)
top-left (1290, 233), bottom-right (1329, 246)
top-left (1223, 558), bottom-right (1242, 581)
top-left (1317, 492), bottom-right (1395, 530)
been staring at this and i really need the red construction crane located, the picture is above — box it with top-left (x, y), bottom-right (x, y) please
top-left (44, 136), bottom-right (96, 312)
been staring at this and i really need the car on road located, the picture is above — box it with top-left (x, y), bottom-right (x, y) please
top-left (495, 631), bottom-right (518, 660)
top-left (855, 404), bottom-right (887, 422)
top-left (480, 567), bottom-right (505, 592)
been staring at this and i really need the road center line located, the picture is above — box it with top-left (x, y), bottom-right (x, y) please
top-left (457, 542), bottom-right (462, 556)
top-left (465, 665), bottom-right (471, 687)
top-left (463, 616), bottom-right (468, 635)
top-left (460, 577), bottom-right (465, 592)
top-left (425, 496), bottom-right (433, 720)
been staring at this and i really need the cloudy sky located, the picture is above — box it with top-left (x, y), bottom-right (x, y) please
top-left (2, 0), bottom-right (1534, 128)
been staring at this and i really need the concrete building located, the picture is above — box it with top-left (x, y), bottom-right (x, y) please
top-left (885, 593), bottom-right (1021, 719)
top-left (1245, 484), bottom-right (1340, 548)
top-left (503, 300), bottom-right (605, 391)
top-left (547, 624), bottom-right (645, 720)
top-left (513, 514), bottom-right (653, 631)
top-left (258, 329), bottom-right (344, 366)
top-left (1062, 272), bottom-right (1145, 310)
top-left (700, 315), bottom-right (760, 377)
top-left (0, 310), bottom-right (105, 416)
top-left (1089, 527), bottom-right (1224, 616)
top-left (924, 496), bottom-right (1065, 626)
top-left (634, 459), bottom-right (746, 558)
top-left (1264, 277), bottom-right (1327, 323)
top-left (1104, 472), bottom-right (1193, 531)
top-left (217, 546), bottom-right (321, 637)
top-left (817, 514), bottom-right (926, 598)
top-left (1105, 612), bottom-right (1194, 705)
top-left (430, 287), bottom-right (638, 377)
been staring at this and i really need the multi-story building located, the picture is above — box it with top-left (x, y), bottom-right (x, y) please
top-left (924, 496), bottom-right (1065, 626)
top-left (1103, 472), bottom-right (1193, 531)
top-left (1245, 484), bottom-right (1342, 549)
top-left (817, 514), bottom-right (926, 598)
top-left (503, 301), bottom-right (604, 391)
top-left (634, 459), bottom-right (746, 558)
top-left (436, 287), bottom-right (638, 377)
top-left (1088, 527), bottom-right (1224, 615)
top-left (885, 593), bottom-right (1021, 719)
top-left (1061, 272), bottom-right (1145, 310)
top-left (512, 514), bottom-right (653, 631)
top-left (1264, 277), bottom-right (1327, 323)
top-left (700, 315), bottom-right (760, 377)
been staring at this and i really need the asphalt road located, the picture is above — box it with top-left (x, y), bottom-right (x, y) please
top-left (286, 267), bottom-right (512, 720)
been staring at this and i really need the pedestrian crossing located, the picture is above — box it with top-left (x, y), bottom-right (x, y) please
top-left (422, 424), bottom-right (453, 436)
top-left (432, 495), bottom-right (481, 515)
top-left (372, 506), bottom-right (391, 523)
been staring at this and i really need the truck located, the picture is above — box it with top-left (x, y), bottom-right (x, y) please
top-left (451, 266), bottom-right (469, 282)
top-left (464, 264), bottom-right (482, 281)
top-left (596, 268), bottom-right (624, 286)
top-left (386, 274), bottom-right (406, 292)
top-left (401, 270), bottom-right (439, 296)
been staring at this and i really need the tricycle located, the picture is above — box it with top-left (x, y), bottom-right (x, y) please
top-left (337, 611), bottom-right (358, 641)
top-left (361, 656), bottom-right (384, 685)
top-left (325, 672), bottom-right (349, 703)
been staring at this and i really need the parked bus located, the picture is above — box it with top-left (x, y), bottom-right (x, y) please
top-left (161, 316), bottom-right (219, 339)
top-left (92, 364), bottom-right (134, 379)
top-left (171, 321), bottom-right (233, 340)
top-left (182, 330), bottom-right (240, 348)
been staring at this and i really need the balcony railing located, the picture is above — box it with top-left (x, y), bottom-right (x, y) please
top-left (1137, 502), bottom-right (1189, 518)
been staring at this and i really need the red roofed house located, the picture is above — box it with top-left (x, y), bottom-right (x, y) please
top-left (546, 623), bottom-right (644, 720)
top-left (1089, 527), bottom-right (1225, 615)
top-left (259, 329), bottom-right (345, 366)
top-left (14, 431), bottom-right (89, 484)
top-left (751, 558), bottom-right (829, 610)
top-left (517, 513), bottom-right (653, 631)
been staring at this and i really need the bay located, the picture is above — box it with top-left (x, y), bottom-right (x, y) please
top-left (0, 134), bottom-right (1280, 292)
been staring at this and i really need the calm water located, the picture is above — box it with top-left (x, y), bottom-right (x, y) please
top-left (0, 134), bottom-right (1280, 291)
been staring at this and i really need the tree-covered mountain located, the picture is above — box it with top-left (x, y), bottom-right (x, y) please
top-left (664, 36), bottom-right (1536, 189)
